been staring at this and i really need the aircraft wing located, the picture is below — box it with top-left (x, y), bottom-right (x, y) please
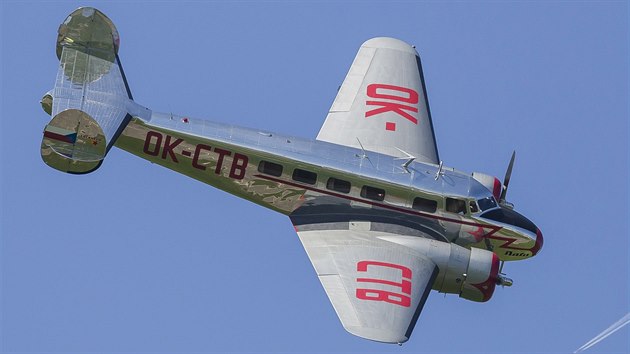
top-left (296, 228), bottom-right (438, 344)
top-left (316, 37), bottom-right (440, 164)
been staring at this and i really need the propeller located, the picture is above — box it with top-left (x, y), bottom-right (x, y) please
top-left (499, 151), bottom-right (516, 206)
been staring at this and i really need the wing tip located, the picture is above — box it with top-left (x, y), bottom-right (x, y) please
top-left (344, 326), bottom-right (410, 344)
top-left (361, 37), bottom-right (417, 55)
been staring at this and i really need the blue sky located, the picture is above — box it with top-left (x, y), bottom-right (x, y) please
top-left (1, 1), bottom-right (628, 353)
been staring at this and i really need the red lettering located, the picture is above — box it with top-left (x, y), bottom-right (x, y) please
top-left (367, 84), bottom-right (418, 103)
top-left (357, 260), bottom-right (412, 279)
top-left (214, 148), bottom-right (232, 175)
top-left (229, 153), bottom-right (248, 180)
top-left (143, 131), bottom-right (162, 156)
top-left (192, 144), bottom-right (212, 170)
top-left (357, 278), bottom-right (411, 295)
top-left (161, 135), bottom-right (183, 162)
top-left (365, 101), bottom-right (418, 124)
top-left (365, 84), bottom-right (419, 125)
top-left (356, 288), bottom-right (411, 307)
top-left (355, 260), bottom-right (412, 307)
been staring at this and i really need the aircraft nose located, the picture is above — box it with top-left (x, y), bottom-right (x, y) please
top-left (531, 228), bottom-right (544, 256)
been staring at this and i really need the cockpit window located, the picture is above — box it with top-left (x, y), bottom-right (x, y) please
top-left (469, 200), bottom-right (479, 213)
top-left (480, 208), bottom-right (538, 234)
top-left (477, 197), bottom-right (498, 211)
top-left (446, 198), bottom-right (466, 215)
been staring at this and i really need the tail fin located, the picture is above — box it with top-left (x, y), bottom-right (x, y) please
top-left (40, 7), bottom-right (132, 174)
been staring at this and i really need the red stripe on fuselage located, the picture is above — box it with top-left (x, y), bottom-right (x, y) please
top-left (486, 233), bottom-right (533, 252)
top-left (254, 173), bottom-right (501, 233)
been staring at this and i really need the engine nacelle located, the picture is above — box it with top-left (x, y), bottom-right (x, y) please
top-left (380, 236), bottom-right (501, 302)
top-left (458, 248), bottom-right (500, 302)
top-left (432, 242), bottom-right (499, 302)
top-left (472, 172), bottom-right (502, 200)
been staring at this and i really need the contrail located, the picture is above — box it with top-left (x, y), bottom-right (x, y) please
top-left (574, 312), bottom-right (630, 353)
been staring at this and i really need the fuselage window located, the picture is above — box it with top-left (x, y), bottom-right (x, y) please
top-left (477, 196), bottom-right (498, 211)
top-left (412, 197), bottom-right (437, 213)
top-left (258, 161), bottom-right (283, 177)
top-left (446, 197), bottom-right (466, 215)
top-left (361, 186), bottom-right (385, 201)
top-left (292, 168), bottom-right (317, 185)
top-left (326, 178), bottom-right (351, 194)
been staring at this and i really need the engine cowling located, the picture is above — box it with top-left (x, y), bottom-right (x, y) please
top-left (459, 248), bottom-right (500, 302)
top-left (432, 242), bottom-right (500, 302)
top-left (472, 172), bottom-right (502, 201)
top-left (381, 237), bottom-right (501, 302)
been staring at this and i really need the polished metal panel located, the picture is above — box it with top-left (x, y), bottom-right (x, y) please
top-left (116, 111), bottom-right (540, 261)
top-left (143, 111), bottom-right (479, 199)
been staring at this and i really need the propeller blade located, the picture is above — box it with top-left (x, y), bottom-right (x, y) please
top-left (499, 151), bottom-right (516, 202)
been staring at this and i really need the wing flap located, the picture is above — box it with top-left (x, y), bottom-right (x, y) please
top-left (297, 229), bottom-right (438, 343)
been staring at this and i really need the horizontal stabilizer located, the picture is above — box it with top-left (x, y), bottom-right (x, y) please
top-left (41, 7), bottom-right (132, 174)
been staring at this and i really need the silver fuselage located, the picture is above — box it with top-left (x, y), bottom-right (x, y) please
top-left (116, 104), bottom-right (540, 261)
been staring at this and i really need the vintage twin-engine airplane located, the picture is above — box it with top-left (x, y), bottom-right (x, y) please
top-left (40, 7), bottom-right (543, 344)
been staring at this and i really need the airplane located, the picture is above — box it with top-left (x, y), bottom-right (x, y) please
top-left (40, 7), bottom-right (543, 344)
